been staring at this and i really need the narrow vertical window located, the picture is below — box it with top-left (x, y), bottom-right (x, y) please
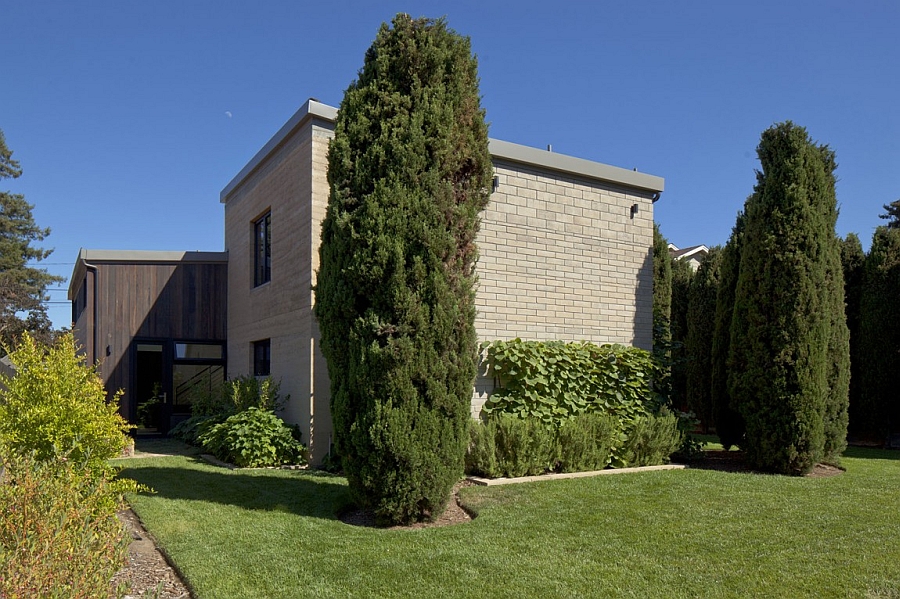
top-left (254, 212), bottom-right (271, 286)
top-left (253, 339), bottom-right (271, 376)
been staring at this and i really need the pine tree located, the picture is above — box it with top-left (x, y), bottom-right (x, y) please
top-left (856, 227), bottom-right (900, 440)
top-left (0, 129), bottom-right (63, 351)
top-left (729, 122), bottom-right (848, 474)
top-left (710, 214), bottom-right (745, 449)
top-left (685, 247), bottom-right (721, 432)
top-left (879, 199), bottom-right (900, 229)
top-left (314, 15), bottom-right (492, 524)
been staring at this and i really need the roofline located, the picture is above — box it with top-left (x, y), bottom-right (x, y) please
top-left (220, 100), bottom-right (665, 202)
top-left (220, 99), bottom-right (337, 202)
top-left (68, 249), bottom-right (228, 298)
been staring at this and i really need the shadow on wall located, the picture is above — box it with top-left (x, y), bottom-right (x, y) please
top-left (633, 243), bottom-right (654, 351)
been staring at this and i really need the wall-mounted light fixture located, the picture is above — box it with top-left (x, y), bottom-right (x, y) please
top-left (630, 203), bottom-right (639, 219)
top-left (492, 176), bottom-right (500, 192)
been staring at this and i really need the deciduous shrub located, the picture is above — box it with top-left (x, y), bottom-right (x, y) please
top-left (482, 339), bottom-right (656, 426)
top-left (0, 332), bottom-right (131, 468)
top-left (0, 449), bottom-right (131, 599)
top-left (198, 407), bottom-right (308, 468)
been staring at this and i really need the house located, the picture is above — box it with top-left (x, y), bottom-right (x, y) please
top-left (668, 243), bottom-right (709, 271)
top-left (71, 98), bottom-right (664, 463)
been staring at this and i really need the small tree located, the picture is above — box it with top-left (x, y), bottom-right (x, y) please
top-left (0, 129), bottom-right (63, 351)
top-left (729, 122), bottom-right (848, 474)
top-left (685, 247), bottom-right (721, 432)
top-left (315, 15), bottom-right (491, 524)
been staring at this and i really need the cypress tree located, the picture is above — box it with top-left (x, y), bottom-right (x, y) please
top-left (669, 256), bottom-right (694, 411)
top-left (840, 234), bottom-right (865, 438)
top-left (314, 15), bottom-right (492, 524)
top-left (856, 227), bottom-right (900, 440)
top-left (685, 247), bottom-right (722, 432)
top-left (710, 214), bottom-right (746, 449)
top-left (652, 223), bottom-right (673, 401)
top-left (729, 122), bottom-right (848, 474)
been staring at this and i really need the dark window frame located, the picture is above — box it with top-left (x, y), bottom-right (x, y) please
top-left (253, 339), bottom-right (271, 377)
top-left (253, 212), bottom-right (271, 287)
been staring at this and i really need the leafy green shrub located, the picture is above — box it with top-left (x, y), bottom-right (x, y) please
top-left (0, 450), bottom-right (131, 599)
top-left (0, 332), bottom-right (131, 467)
top-left (556, 412), bottom-right (620, 473)
top-left (169, 413), bottom-right (224, 445)
top-left (620, 410), bottom-right (684, 467)
top-left (199, 407), bottom-right (308, 468)
top-left (482, 339), bottom-right (656, 426)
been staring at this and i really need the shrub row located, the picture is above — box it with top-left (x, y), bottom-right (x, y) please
top-left (465, 411), bottom-right (683, 478)
top-left (170, 376), bottom-right (307, 468)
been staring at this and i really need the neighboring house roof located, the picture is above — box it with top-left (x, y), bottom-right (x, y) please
top-left (668, 243), bottom-right (709, 261)
top-left (68, 249), bottom-right (228, 300)
top-left (220, 99), bottom-right (665, 203)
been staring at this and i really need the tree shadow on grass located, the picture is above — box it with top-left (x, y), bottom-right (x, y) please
top-left (843, 446), bottom-right (900, 461)
top-left (117, 459), bottom-right (353, 522)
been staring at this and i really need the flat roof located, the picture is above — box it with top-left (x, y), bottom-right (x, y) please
top-left (220, 99), bottom-right (665, 202)
top-left (68, 249), bottom-right (228, 298)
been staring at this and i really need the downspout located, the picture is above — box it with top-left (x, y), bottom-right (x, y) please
top-left (82, 261), bottom-right (99, 366)
top-left (651, 191), bottom-right (661, 203)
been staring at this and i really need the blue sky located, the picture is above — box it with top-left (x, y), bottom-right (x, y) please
top-left (3, 1), bottom-right (898, 329)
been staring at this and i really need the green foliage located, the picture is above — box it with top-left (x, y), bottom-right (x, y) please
top-left (669, 257), bottom-right (694, 410)
top-left (170, 375), bottom-right (286, 446)
top-left (465, 418), bottom-right (498, 477)
top-left (710, 214), bottom-right (746, 449)
top-left (482, 339), bottom-right (656, 426)
top-left (652, 224), bottom-right (673, 395)
top-left (728, 122), bottom-right (849, 474)
top-left (0, 332), bottom-right (132, 467)
top-left (0, 450), bottom-right (132, 599)
top-left (314, 14), bottom-right (492, 524)
top-left (685, 247), bottom-right (722, 432)
top-left (840, 233), bottom-right (866, 438)
top-left (856, 227), bottom-right (900, 439)
top-left (555, 411), bottom-right (619, 472)
top-left (199, 407), bottom-right (308, 468)
top-left (0, 129), bottom-right (64, 351)
top-left (879, 199), bottom-right (900, 229)
top-left (620, 410), bottom-right (684, 467)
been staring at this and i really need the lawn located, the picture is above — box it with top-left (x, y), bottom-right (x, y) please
top-left (116, 445), bottom-right (900, 599)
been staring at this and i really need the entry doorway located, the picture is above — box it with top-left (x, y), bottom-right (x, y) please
top-left (132, 340), bottom-right (225, 435)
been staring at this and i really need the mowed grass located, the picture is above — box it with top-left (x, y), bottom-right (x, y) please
top-left (116, 445), bottom-right (900, 599)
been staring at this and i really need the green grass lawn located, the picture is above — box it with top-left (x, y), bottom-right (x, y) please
top-left (116, 445), bottom-right (900, 599)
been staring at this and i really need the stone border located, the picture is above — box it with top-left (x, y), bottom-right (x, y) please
top-left (467, 463), bottom-right (686, 486)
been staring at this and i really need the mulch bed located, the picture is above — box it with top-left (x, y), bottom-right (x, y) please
top-left (339, 480), bottom-right (475, 530)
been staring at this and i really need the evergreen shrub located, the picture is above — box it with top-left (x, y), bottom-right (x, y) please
top-left (620, 410), bottom-right (683, 467)
top-left (555, 412), bottom-right (619, 473)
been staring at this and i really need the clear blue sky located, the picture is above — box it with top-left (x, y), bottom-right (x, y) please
top-left (3, 1), bottom-right (898, 329)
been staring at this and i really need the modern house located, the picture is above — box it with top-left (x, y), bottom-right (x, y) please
top-left (71, 98), bottom-right (664, 464)
top-left (668, 243), bottom-right (709, 271)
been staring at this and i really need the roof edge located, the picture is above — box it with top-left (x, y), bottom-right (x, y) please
top-left (220, 99), bottom-right (337, 203)
top-left (488, 139), bottom-right (664, 194)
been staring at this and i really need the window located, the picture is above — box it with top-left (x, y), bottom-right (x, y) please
top-left (254, 212), bottom-right (271, 286)
top-left (253, 339), bottom-right (271, 377)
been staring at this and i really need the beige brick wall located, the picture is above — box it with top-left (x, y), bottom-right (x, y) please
top-left (225, 111), bottom-right (657, 460)
top-left (471, 160), bottom-right (655, 417)
top-left (224, 119), bottom-right (334, 463)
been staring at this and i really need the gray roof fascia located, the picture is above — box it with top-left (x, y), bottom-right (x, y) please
top-left (488, 139), bottom-right (664, 194)
top-left (220, 99), bottom-right (338, 203)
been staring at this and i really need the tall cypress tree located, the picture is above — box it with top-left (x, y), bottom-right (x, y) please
top-left (314, 15), bottom-right (492, 524)
top-left (729, 122), bottom-right (848, 474)
top-left (685, 247), bottom-right (721, 432)
top-left (856, 227), bottom-right (900, 440)
top-left (840, 234), bottom-right (865, 438)
top-left (670, 256), bottom-right (694, 410)
top-left (711, 214), bottom-right (745, 449)
top-left (652, 223), bottom-right (673, 401)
